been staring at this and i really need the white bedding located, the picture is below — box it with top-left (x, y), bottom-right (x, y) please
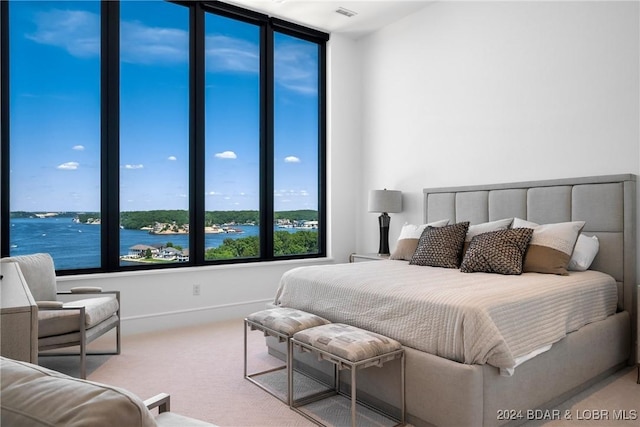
top-left (274, 260), bottom-right (618, 370)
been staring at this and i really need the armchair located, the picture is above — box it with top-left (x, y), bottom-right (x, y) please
top-left (0, 253), bottom-right (120, 379)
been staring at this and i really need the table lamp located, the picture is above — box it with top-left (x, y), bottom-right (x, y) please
top-left (368, 189), bottom-right (402, 255)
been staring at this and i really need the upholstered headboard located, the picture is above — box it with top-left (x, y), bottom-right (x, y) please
top-left (423, 174), bottom-right (637, 318)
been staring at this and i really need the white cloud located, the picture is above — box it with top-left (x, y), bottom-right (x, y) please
top-left (72, 145), bottom-right (85, 151)
top-left (57, 162), bottom-right (79, 170)
top-left (167, 156), bottom-right (177, 161)
top-left (26, 9), bottom-right (188, 65)
top-left (284, 156), bottom-right (300, 163)
top-left (274, 189), bottom-right (309, 198)
top-left (215, 151), bottom-right (237, 159)
top-left (206, 35), bottom-right (259, 74)
top-left (122, 164), bottom-right (144, 170)
top-left (26, 10), bottom-right (316, 96)
top-left (121, 21), bottom-right (188, 65)
top-left (275, 41), bottom-right (318, 95)
top-left (26, 10), bottom-right (100, 58)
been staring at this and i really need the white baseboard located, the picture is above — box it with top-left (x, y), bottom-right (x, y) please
top-left (119, 299), bottom-right (272, 336)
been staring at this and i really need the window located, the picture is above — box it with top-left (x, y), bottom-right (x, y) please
top-left (204, 13), bottom-right (261, 260)
top-left (119, 1), bottom-right (190, 266)
top-left (1, 1), bottom-right (328, 273)
top-left (273, 31), bottom-right (321, 257)
top-left (6, 0), bottom-right (102, 270)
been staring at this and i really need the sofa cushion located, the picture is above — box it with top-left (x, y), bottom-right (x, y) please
top-left (0, 356), bottom-right (157, 427)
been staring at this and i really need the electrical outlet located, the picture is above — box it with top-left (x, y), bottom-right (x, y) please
top-left (193, 284), bottom-right (201, 296)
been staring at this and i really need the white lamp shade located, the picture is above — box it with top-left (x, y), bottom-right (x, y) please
top-left (368, 190), bottom-right (402, 213)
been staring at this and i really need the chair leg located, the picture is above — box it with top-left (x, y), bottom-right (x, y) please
top-left (80, 307), bottom-right (87, 379)
top-left (115, 293), bottom-right (122, 355)
top-left (116, 322), bottom-right (121, 355)
top-left (80, 345), bottom-right (87, 379)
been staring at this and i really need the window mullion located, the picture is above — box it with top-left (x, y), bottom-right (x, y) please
top-left (1, 1), bottom-right (10, 258)
top-left (102, 0), bottom-right (120, 271)
top-left (191, 3), bottom-right (205, 266)
top-left (261, 23), bottom-right (274, 259)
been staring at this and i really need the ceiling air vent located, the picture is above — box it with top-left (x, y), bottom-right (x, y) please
top-left (335, 7), bottom-right (357, 18)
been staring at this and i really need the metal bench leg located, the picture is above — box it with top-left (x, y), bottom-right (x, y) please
top-left (243, 321), bottom-right (248, 379)
top-left (288, 338), bottom-right (293, 406)
top-left (351, 366), bottom-right (357, 427)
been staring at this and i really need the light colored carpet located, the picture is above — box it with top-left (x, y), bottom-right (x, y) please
top-left (39, 318), bottom-right (640, 427)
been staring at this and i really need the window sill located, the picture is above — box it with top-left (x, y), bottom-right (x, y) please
top-left (57, 256), bottom-right (335, 283)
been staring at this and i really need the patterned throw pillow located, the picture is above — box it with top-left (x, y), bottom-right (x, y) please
top-left (462, 218), bottom-right (514, 255)
top-left (460, 228), bottom-right (534, 275)
top-left (409, 222), bottom-right (470, 268)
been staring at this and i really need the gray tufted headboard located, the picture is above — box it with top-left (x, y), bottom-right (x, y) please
top-left (423, 174), bottom-right (637, 320)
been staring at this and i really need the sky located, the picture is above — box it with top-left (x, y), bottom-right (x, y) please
top-left (9, 0), bottom-right (320, 213)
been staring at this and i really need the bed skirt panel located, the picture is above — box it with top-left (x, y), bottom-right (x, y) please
top-left (483, 311), bottom-right (630, 426)
top-left (266, 311), bottom-right (629, 427)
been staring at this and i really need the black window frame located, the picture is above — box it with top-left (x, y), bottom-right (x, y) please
top-left (0, 0), bottom-right (328, 274)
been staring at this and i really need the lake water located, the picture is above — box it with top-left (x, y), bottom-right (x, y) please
top-left (8, 217), bottom-right (302, 270)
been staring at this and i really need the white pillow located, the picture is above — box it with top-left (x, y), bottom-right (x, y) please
top-left (567, 234), bottom-right (599, 271)
top-left (390, 219), bottom-right (449, 260)
top-left (465, 218), bottom-right (514, 242)
top-left (511, 218), bottom-right (585, 275)
top-left (397, 219), bottom-right (449, 240)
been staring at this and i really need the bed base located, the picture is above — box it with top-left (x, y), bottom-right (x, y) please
top-left (268, 174), bottom-right (636, 426)
top-left (268, 311), bottom-right (629, 426)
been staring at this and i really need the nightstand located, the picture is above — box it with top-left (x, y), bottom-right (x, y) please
top-left (349, 253), bottom-right (390, 263)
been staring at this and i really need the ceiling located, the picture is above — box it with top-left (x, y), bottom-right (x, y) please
top-left (221, 1), bottom-right (433, 39)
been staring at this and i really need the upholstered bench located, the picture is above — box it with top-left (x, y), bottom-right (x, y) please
top-left (290, 323), bottom-right (405, 427)
top-left (244, 307), bottom-right (330, 405)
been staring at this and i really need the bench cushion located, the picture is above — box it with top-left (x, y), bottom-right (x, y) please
top-left (293, 323), bottom-right (402, 363)
top-left (246, 308), bottom-right (330, 337)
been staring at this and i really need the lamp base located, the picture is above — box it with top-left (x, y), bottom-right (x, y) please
top-left (377, 213), bottom-right (391, 255)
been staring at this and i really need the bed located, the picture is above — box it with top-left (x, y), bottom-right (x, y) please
top-left (272, 174), bottom-right (637, 427)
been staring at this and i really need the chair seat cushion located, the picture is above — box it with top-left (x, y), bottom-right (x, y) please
top-left (246, 308), bottom-right (330, 337)
top-left (38, 296), bottom-right (119, 338)
top-left (293, 323), bottom-right (402, 363)
top-left (0, 356), bottom-right (156, 427)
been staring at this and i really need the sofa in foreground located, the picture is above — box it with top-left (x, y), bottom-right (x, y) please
top-left (0, 356), bottom-right (216, 426)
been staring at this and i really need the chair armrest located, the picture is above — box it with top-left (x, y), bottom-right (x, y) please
top-left (69, 286), bottom-right (103, 293)
top-left (36, 301), bottom-right (64, 309)
top-left (58, 290), bottom-right (119, 298)
top-left (144, 393), bottom-right (171, 413)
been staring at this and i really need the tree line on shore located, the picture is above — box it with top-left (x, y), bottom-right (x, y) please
top-left (206, 230), bottom-right (319, 259)
top-left (12, 210), bottom-right (318, 230)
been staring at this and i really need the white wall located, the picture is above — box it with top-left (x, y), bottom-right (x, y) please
top-left (357, 1), bottom-right (640, 256)
top-left (58, 1), bottom-right (640, 337)
top-left (57, 34), bottom-right (363, 336)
